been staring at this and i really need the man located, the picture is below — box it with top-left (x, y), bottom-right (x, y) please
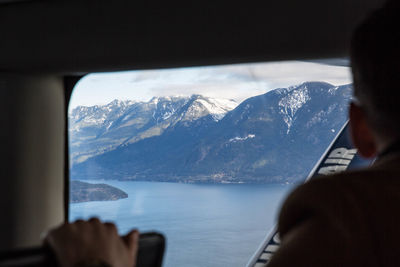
top-left (268, 1), bottom-right (400, 266)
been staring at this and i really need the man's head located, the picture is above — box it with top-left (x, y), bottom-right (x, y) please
top-left (349, 0), bottom-right (400, 157)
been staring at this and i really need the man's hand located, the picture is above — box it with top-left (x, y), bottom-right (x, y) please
top-left (45, 218), bottom-right (139, 267)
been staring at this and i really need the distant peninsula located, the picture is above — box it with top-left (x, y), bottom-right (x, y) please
top-left (70, 180), bottom-right (128, 203)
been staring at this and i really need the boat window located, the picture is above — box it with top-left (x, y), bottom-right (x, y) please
top-left (68, 60), bottom-right (352, 267)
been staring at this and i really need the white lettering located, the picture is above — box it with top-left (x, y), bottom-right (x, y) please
top-left (265, 244), bottom-right (280, 253)
top-left (328, 148), bottom-right (357, 160)
top-left (273, 233), bottom-right (280, 244)
top-left (324, 158), bottom-right (351, 165)
top-left (318, 165), bottom-right (348, 175)
top-left (260, 253), bottom-right (273, 260)
top-left (317, 148), bottom-right (358, 175)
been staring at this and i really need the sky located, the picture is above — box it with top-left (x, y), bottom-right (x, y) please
top-left (69, 60), bottom-right (352, 110)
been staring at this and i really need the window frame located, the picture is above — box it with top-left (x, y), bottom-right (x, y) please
top-left (63, 76), bottom-right (84, 221)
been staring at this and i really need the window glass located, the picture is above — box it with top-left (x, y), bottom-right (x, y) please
top-left (69, 60), bottom-right (352, 267)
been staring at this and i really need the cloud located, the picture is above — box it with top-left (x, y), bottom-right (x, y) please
top-left (69, 60), bottom-right (352, 109)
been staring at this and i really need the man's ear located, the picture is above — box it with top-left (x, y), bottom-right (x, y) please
top-left (349, 102), bottom-right (377, 158)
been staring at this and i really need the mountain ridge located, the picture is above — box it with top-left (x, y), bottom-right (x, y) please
top-left (69, 95), bottom-right (237, 165)
top-left (70, 82), bottom-right (352, 184)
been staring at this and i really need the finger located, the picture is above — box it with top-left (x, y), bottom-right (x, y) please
top-left (104, 222), bottom-right (119, 235)
top-left (89, 217), bottom-right (101, 224)
top-left (44, 222), bottom-right (68, 243)
top-left (71, 220), bottom-right (91, 234)
top-left (74, 219), bottom-right (85, 225)
top-left (88, 218), bottom-right (102, 230)
top-left (124, 230), bottom-right (139, 258)
top-left (43, 226), bottom-right (66, 254)
top-left (41, 222), bottom-right (66, 242)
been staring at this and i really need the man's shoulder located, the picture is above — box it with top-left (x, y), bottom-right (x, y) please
top-left (287, 165), bottom-right (399, 203)
top-left (283, 169), bottom-right (374, 206)
top-left (278, 167), bottom-right (400, 235)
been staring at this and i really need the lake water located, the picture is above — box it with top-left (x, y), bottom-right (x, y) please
top-left (69, 181), bottom-right (295, 267)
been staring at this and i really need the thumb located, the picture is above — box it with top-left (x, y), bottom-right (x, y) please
top-left (123, 230), bottom-right (139, 262)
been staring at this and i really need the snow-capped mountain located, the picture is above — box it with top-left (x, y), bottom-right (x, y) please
top-left (71, 82), bottom-right (352, 184)
top-left (180, 95), bottom-right (238, 122)
top-left (70, 100), bottom-right (135, 131)
top-left (69, 95), bottom-right (237, 164)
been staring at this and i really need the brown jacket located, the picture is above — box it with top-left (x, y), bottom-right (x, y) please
top-left (268, 153), bottom-right (400, 267)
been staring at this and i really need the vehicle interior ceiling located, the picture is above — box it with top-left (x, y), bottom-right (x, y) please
top-left (0, 0), bottom-right (385, 252)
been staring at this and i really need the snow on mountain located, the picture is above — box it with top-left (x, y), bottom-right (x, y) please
top-left (149, 96), bottom-right (189, 124)
top-left (69, 95), bottom-right (237, 165)
top-left (195, 97), bottom-right (238, 121)
top-left (278, 83), bottom-right (311, 133)
top-left (69, 99), bottom-right (135, 132)
top-left (229, 134), bottom-right (256, 143)
top-left (177, 95), bottom-right (237, 122)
